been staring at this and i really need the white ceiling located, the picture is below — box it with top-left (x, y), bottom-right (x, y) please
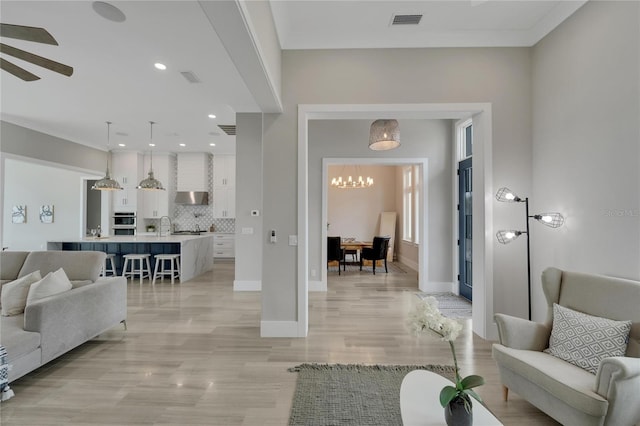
top-left (0, 0), bottom-right (586, 155)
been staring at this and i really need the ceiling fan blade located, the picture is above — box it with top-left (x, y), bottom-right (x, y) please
top-left (0, 43), bottom-right (73, 77)
top-left (0, 57), bottom-right (40, 81)
top-left (0, 23), bottom-right (58, 45)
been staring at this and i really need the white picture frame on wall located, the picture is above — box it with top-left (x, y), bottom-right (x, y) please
top-left (12, 205), bottom-right (26, 224)
top-left (39, 205), bottom-right (54, 223)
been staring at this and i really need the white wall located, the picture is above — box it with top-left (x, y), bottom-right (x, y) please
top-left (327, 164), bottom-right (397, 243)
top-left (530, 1), bottom-right (640, 320)
top-left (2, 158), bottom-right (99, 250)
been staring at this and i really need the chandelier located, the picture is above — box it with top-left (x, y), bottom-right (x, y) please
top-left (331, 165), bottom-right (373, 189)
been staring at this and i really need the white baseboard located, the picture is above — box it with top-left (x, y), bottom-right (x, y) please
top-left (309, 280), bottom-right (326, 292)
top-left (233, 280), bottom-right (261, 291)
top-left (260, 320), bottom-right (299, 337)
top-left (397, 255), bottom-right (418, 272)
top-left (421, 281), bottom-right (455, 293)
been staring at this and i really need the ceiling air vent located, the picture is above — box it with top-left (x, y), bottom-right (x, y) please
top-left (391, 14), bottom-right (423, 26)
top-left (180, 71), bottom-right (201, 84)
top-left (218, 125), bottom-right (236, 136)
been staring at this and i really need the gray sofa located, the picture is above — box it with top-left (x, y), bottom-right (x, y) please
top-left (0, 250), bottom-right (127, 383)
top-left (492, 267), bottom-right (640, 426)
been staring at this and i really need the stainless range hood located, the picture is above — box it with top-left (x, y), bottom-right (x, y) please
top-left (175, 191), bottom-right (209, 205)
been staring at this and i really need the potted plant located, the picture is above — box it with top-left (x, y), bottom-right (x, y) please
top-left (407, 296), bottom-right (485, 426)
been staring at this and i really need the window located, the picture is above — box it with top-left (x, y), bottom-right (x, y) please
top-left (457, 118), bottom-right (473, 161)
top-left (402, 165), bottom-right (420, 244)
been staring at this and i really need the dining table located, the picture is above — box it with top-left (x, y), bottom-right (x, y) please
top-left (340, 240), bottom-right (375, 266)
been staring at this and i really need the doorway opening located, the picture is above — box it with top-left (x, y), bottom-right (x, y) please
top-left (86, 180), bottom-right (101, 236)
top-left (296, 103), bottom-right (495, 340)
top-left (322, 159), bottom-right (427, 292)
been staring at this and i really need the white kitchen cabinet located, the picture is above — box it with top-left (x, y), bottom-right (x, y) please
top-left (213, 155), bottom-right (235, 218)
top-left (213, 186), bottom-right (235, 218)
top-left (111, 151), bottom-right (143, 211)
top-left (213, 233), bottom-right (235, 258)
top-left (141, 153), bottom-right (174, 219)
top-left (177, 153), bottom-right (209, 191)
top-left (213, 155), bottom-right (235, 187)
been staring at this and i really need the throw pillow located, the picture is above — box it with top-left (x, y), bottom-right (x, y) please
top-left (0, 270), bottom-right (42, 316)
top-left (544, 303), bottom-right (631, 374)
top-left (26, 268), bottom-right (73, 304)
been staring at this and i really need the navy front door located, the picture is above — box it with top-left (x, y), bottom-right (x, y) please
top-left (458, 157), bottom-right (472, 301)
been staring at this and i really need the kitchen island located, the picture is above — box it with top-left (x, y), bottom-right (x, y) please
top-left (47, 234), bottom-right (214, 283)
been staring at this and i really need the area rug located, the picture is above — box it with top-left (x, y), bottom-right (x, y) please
top-left (288, 363), bottom-right (454, 426)
top-left (416, 292), bottom-right (472, 319)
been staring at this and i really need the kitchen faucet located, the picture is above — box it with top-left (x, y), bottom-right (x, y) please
top-left (159, 216), bottom-right (172, 236)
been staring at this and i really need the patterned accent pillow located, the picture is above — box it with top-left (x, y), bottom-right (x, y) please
top-left (544, 304), bottom-right (631, 374)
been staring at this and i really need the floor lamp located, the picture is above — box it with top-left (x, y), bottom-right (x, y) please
top-left (495, 187), bottom-right (564, 320)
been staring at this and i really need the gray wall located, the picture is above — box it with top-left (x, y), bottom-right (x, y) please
top-left (309, 119), bottom-right (453, 283)
top-left (235, 113), bottom-right (264, 289)
top-left (261, 46), bottom-right (533, 322)
top-left (1, 121), bottom-right (106, 172)
top-left (530, 1), bottom-right (640, 318)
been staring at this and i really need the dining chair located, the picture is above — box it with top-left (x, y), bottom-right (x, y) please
top-left (327, 236), bottom-right (345, 275)
top-left (360, 236), bottom-right (390, 274)
top-left (342, 237), bottom-right (358, 263)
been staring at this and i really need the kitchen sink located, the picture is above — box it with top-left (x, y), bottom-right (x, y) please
top-left (171, 231), bottom-right (201, 235)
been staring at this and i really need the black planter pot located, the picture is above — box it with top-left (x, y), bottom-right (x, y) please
top-left (444, 395), bottom-right (473, 426)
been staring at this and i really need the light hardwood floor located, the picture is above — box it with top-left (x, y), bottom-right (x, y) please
top-left (1, 261), bottom-right (558, 425)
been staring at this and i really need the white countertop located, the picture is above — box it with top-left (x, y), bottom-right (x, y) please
top-left (50, 234), bottom-right (214, 243)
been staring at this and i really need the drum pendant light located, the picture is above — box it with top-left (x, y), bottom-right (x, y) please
top-left (369, 119), bottom-right (400, 150)
top-left (137, 121), bottom-right (165, 191)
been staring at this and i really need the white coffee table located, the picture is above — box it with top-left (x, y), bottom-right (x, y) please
top-left (400, 370), bottom-right (503, 426)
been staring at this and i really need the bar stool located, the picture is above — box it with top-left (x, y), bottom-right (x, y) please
top-left (122, 253), bottom-right (152, 284)
top-left (101, 253), bottom-right (117, 277)
top-left (152, 254), bottom-right (180, 285)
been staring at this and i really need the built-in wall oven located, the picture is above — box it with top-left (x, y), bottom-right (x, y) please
top-left (113, 212), bottom-right (136, 235)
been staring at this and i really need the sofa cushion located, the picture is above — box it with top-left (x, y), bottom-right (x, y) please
top-left (1, 271), bottom-right (42, 316)
top-left (70, 280), bottom-right (94, 289)
top-left (26, 268), bottom-right (73, 304)
top-left (0, 251), bottom-right (29, 281)
top-left (18, 251), bottom-right (104, 282)
top-left (493, 344), bottom-right (609, 417)
top-left (544, 304), bottom-right (631, 374)
top-left (0, 314), bottom-right (41, 361)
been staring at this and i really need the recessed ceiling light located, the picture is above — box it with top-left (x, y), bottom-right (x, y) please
top-left (179, 143), bottom-right (186, 147)
top-left (118, 143), bottom-right (126, 147)
top-left (149, 143), bottom-right (155, 147)
top-left (154, 63), bottom-right (167, 71)
top-left (208, 114), bottom-right (216, 119)
top-left (209, 143), bottom-right (216, 147)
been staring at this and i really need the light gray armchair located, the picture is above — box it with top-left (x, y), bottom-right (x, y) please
top-left (492, 267), bottom-right (640, 426)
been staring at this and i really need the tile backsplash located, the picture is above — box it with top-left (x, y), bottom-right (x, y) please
top-left (147, 155), bottom-right (235, 234)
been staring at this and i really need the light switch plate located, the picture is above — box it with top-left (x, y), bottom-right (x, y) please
top-left (288, 235), bottom-right (298, 246)
top-left (241, 227), bottom-right (254, 235)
